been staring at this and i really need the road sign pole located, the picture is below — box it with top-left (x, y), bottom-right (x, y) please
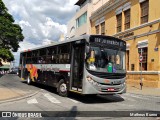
top-left (140, 48), bottom-right (143, 90)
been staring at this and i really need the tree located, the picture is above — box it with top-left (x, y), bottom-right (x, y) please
top-left (0, 0), bottom-right (24, 62)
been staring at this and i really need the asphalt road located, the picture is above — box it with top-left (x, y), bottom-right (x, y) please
top-left (0, 74), bottom-right (159, 120)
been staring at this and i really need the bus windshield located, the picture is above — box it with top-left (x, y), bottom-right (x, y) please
top-left (86, 46), bottom-right (125, 73)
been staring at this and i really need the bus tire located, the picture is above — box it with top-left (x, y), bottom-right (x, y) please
top-left (27, 75), bottom-right (32, 85)
top-left (57, 79), bottom-right (68, 97)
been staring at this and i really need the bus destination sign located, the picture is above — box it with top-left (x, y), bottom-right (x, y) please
top-left (90, 36), bottom-right (126, 50)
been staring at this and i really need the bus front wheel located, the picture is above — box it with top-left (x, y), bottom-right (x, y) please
top-left (27, 75), bottom-right (32, 85)
top-left (58, 79), bottom-right (68, 97)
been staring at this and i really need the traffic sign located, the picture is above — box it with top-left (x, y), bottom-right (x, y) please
top-left (139, 55), bottom-right (143, 62)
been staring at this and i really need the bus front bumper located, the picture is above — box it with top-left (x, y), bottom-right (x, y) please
top-left (98, 84), bottom-right (126, 95)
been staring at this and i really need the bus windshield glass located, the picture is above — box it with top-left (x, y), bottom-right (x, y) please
top-left (86, 46), bottom-right (125, 73)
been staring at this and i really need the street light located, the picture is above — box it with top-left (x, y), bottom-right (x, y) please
top-left (138, 48), bottom-right (143, 90)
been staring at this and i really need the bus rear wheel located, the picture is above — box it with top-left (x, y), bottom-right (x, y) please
top-left (27, 75), bottom-right (32, 85)
top-left (58, 79), bottom-right (68, 97)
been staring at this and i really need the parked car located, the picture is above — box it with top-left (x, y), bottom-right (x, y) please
top-left (9, 68), bottom-right (18, 75)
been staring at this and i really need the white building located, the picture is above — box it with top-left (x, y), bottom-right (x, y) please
top-left (67, 0), bottom-right (109, 38)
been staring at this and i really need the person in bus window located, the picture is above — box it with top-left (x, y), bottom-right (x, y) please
top-left (38, 57), bottom-right (43, 63)
top-left (115, 55), bottom-right (121, 70)
top-left (116, 55), bottom-right (120, 64)
top-left (87, 50), bottom-right (96, 70)
top-left (100, 58), bottom-right (105, 68)
top-left (100, 51), bottom-right (109, 68)
top-left (107, 56), bottom-right (113, 72)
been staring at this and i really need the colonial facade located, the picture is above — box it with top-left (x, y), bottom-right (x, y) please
top-left (90, 0), bottom-right (160, 87)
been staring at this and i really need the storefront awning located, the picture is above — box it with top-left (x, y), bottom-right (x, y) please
top-left (0, 65), bottom-right (10, 69)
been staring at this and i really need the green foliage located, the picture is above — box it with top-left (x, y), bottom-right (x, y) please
top-left (0, 48), bottom-right (14, 61)
top-left (0, 0), bottom-right (24, 62)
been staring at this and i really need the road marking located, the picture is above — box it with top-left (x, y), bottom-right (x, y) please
top-left (43, 93), bottom-right (61, 103)
top-left (68, 98), bottom-right (79, 103)
top-left (124, 93), bottom-right (149, 100)
top-left (27, 98), bottom-right (38, 104)
top-left (128, 93), bottom-right (160, 99)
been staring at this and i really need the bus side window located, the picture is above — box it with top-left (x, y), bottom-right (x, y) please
top-left (50, 47), bottom-right (57, 64)
top-left (26, 51), bottom-right (32, 64)
top-left (59, 54), bottom-right (63, 63)
top-left (32, 50), bottom-right (39, 64)
top-left (46, 48), bottom-right (52, 64)
top-left (66, 54), bottom-right (70, 63)
top-left (58, 44), bottom-right (70, 64)
top-left (39, 48), bottom-right (47, 64)
top-left (51, 55), bottom-right (55, 64)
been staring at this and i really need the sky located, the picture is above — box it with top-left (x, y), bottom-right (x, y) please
top-left (2, 0), bottom-right (78, 66)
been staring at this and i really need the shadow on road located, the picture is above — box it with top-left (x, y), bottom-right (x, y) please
top-left (69, 93), bottom-right (124, 104)
top-left (42, 106), bottom-right (78, 118)
top-left (22, 81), bottom-right (124, 104)
top-left (157, 102), bottom-right (160, 104)
top-left (0, 74), bottom-right (3, 78)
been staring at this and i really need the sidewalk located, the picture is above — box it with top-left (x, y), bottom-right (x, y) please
top-left (0, 86), bottom-right (29, 101)
top-left (127, 84), bottom-right (160, 96)
top-left (0, 74), bottom-right (38, 102)
top-left (0, 84), bottom-right (40, 103)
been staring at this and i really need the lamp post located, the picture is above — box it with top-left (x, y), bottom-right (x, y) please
top-left (139, 48), bottom-right (143, 90)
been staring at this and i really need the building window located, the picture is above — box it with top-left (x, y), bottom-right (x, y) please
top-left (95, 25), bottom-right (99, 34)
top-left (101, 22), bottom-right (105, 35)
top-left (139, 47), bottom-right (148, 71)
top-left (126, 50), bottom-right (129, 71)
top-left (116, 13), bottom-right (122, 33)
top-left (124, 9), bottom-right (130, 30)
top-left (131, 64), bottom-right (134, 71)
top-left (76, 12), bottom-right (87, 28)
top-left (140, 0), bottom-right (149, 24)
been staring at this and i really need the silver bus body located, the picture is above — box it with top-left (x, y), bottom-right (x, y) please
top-left (19, 35), bottom-right (126, 96)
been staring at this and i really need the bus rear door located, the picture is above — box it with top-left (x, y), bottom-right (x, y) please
top-left (20, 53), bottom-right (26, 79)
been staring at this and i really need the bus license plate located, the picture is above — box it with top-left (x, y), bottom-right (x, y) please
top-left (107, 88), bottom-right (115, 91)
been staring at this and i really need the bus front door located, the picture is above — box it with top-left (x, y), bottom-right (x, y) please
top-left (70, 43), bottom-right (85, 92)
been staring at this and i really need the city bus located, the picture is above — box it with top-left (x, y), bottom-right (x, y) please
top-left (19, 35), bottom-right (126, 97)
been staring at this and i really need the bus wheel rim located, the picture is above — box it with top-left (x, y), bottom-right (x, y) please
top-left (60, 83), bottom-right (66, 92)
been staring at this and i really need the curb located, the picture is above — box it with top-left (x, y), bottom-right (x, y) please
top-left (0, 89), bottom-right (42, 104)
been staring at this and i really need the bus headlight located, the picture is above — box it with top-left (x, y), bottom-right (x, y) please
top-left (86, 76), bottom-right (93, 81)
top-left (121, 82), bottom-right (126, 86)
top-left (86, 76), bottom-right (101, 87)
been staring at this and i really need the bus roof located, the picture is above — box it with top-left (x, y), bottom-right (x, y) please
top-left (20, 35), bottom-right (125, 53)
top-left (20, 35), bottom-right (90, 53)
